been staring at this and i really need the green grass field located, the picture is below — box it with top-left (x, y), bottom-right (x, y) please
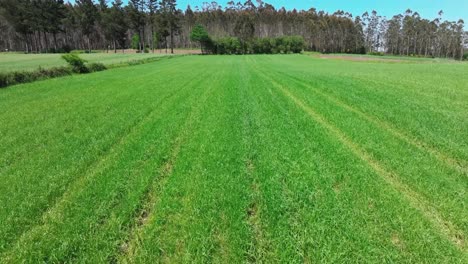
top-left (0, 52), bottom-right (169, 72)
top-left (0, 55), bottom-right (467, 262)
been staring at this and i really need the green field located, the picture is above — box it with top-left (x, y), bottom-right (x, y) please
top-left (0, 52), bottom-right (168, 72)
top-left (0, 55), bottom-right (467, 262)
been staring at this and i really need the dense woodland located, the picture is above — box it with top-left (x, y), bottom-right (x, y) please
top-left (0, 0), bottom-right (467, 59)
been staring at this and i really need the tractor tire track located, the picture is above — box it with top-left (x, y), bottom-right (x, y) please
top-left (0, 60), bottom-right (186, 176)
top-left (272, 71), bottom-right (468, 177)
top-left (248, 62), bottom-right (466, 251)
top-left (281, 87), bottom-right (466, 251)
top-left (0, 72), bottom-right (209, 261)
top-left (239, 67), bottom-right (264, 263)
top-left (117, 71), bottom-right (217, 263)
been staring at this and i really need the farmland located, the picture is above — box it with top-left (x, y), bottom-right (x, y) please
top-left (0, 55), bottom-right (467, 262)
top-left (0, 52), bottom-right (170, 72)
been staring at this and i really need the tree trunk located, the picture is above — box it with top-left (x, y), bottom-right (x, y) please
top-left (407, 36), bottom-right (410, 55)
top-left (151, 27), bottom-right (155, 53)
top-left (170, 28), bottom-right (174, 54)
top-left (460, 44), bottom-right (464, 61)
top-left (43, 31), bottom-right (49, 53)
top-left (53, 33), bottom-right (58, 51)
top-left (87, 36), bottom-right (91, 53)
top-left (141, 29), bottom-right (146, 52)
top-left (25, 37), bottom-right (29, 53)
top-left (34, 32), bottom-right (40, 53)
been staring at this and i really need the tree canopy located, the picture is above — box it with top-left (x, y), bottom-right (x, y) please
top-left (0, 1), bottom-right (465, 59)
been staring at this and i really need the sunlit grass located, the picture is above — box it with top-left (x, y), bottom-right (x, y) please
top-left (0, 55), bottom-right (466, 262)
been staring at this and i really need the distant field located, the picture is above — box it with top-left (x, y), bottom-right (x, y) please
top-left (0, 55), bottom-right (467, 262)
top-left (307, 52), bottom-right (460, 63)
top-left (0, 52), bottom-right (169, 72)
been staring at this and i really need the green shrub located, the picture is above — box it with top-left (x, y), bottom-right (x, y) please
top-left (131, 34), bottom-right (140, 50)
top-left (368, 51), bottom-right (384, 56)
top-left (289, 36), bottom-right (305, 53)
top-left (62, 54), bottom-right (89, 73)
top-left (39, 67), bottom-right (73, 77)
top-left (251, 38), bottom-right (274, 54)
top-left (463, 52), bottom-right (468, 61)
top-left (0, 72), bottom-right (14, 88)
top-left (1, 54), bottom-right (176, 89)
top-left (191, 24), bottom-right (213, 54)
top-left (358, 46), bottom-right (366, 54)
top-left (214, 37), bottom-right (242, 55)
top-left (209, 36), bottom-right (304, 55)
top-left (12, 71), bottom-right (29, 83)
top-left (88, 63), bottom-right (107, 72)
top-left (60, 45), bottom-right (72, 53)
top-left (0, 67), bottom-right (73, 88)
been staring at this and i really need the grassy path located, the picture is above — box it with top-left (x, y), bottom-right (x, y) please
top-left (0, 55), bottom-right (466, 262)
top-left (0, 53), bottom-right (168, 73)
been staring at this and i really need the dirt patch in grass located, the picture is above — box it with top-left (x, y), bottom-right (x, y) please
top-left (119, 49), bottom-right (201, 55)
top-left (317, 54), bottom-right (404, 63)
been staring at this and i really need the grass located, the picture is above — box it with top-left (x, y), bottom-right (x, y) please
top-left (0, 55), bottom-right (467, 262)
top-left (0, 52), bottom-right (169, 73)
top-left (307, 52), bottom-right (463, 63)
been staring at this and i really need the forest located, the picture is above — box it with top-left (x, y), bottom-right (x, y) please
top-left (0, 0), bottom-right (467, 59)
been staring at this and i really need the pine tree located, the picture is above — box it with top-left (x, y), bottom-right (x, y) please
top-left (159, 0), bottom-right (179, 54)
top-left (190, 24), bottom-right (210, 53)
top-left (76, 0), bottom-right (99, 53)
top-left (128, 0), bottom-right (146, 52)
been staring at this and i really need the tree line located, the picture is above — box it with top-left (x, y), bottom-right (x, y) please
top-left (0, 0), bottom-right (466, 59)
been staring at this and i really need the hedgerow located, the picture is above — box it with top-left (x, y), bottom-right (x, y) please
top-left (0, 55), bottom-right (177, 89)
top-left (205, 36), bottom-right (305, 55)
top-left (0, 67), bottom-right (73, 88)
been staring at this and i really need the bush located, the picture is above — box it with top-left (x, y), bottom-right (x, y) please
top-left (289, 36), bottom-right (305, 53)
top-left (0, 67), bottom-right (73, 88)
top-left (208, 36), bottom-right (304, 55)
top-left (131, 34), bottom-right (140, 50)
top-left (368, 51), bottom-right (384, 56)
top-left (251, 38), bottom-right (274, 54)
top-left (60, 45), bottom-right (72, 53)
top-left (463, 52), bottom-right (468, 61)
top-left (88, 63), bottom-right (107, 72)
top-left (273, 36), bottom-right (305, 54)
top-left (358, 46), bottom-right (366, 54)
top-left (39, 67), bottom-right (73, 77)
top-left (214, 37), bottom-right (242, 55)
top-left (70, 49), bottom-right (98, 54)
top-left (62, 54), bottom-right (89, 73)
top-left (0, 72), bottom-right (14, 88)
top-left (12, 71), bottom-right (29, 83)
top-left (191, 24), bottom-right (212, 54)
top-left (1, 54), bottom-right (176, 89)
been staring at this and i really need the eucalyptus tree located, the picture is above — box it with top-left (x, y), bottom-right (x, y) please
top-left (0, 0), bottom-right (465, 59)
